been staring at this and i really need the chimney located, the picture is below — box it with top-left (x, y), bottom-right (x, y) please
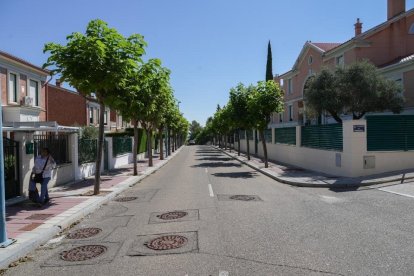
top-left (388, 0), bottom-right (406, 20)
top-left (56, 79), bottom-right (61, 87)
top-left (354, 18), bottom-right (363, 36)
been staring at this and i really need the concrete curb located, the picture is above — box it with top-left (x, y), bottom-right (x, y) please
top-left (0, 146), bottom-right (184, 270)
top-left (215, 147), bottom-right (414, 188)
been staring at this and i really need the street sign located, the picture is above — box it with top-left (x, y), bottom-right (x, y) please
top-left (353, 125), bottom-right (365, 132)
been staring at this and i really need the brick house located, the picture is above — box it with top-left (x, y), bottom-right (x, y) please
top-left (46, 79), bottom-right (128, 132)
top-left (0, 50), bottom-right (49, 126)
top-left (274, 0), bottom-right (414, 127)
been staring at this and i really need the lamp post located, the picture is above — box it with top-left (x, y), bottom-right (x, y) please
top-left (0, 100), bottom-right (15, 247)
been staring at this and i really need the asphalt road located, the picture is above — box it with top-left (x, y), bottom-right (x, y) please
top-left (5, 145), bottom-right (414, 276)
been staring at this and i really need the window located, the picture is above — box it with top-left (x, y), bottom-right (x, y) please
top-left (97, 109), bottom-right (100, 124)
top-left (104, 111), bottom-right (108, 125)
top-left (279, 113), bottom-right (283, 123)
top-left (336, 55), bottom-right (344, 67)
top-left (409, 23), bottom-right (414, 34)
top-left (287, 78), bottom-right (293, 94)
top-left (89, 107), bottom-right (94, 124)
top-left (308, 55), bottom-right (313, 65)
top-left (29, 80), bottom-right (39, 106)
top-left (8, 73), bottom-right (18, 103)
top-left (288, 105), bottom-right (293, 121)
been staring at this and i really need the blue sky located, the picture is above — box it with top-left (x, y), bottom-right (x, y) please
top-left (1, 0), bottom-right (413, 125)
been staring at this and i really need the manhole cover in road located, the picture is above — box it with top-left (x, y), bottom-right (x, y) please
top-left (144, 235), bottom-right (188, 251)
top-left (60, 245), bottom-right (107, 262)
top-left (157, 211), bottom-right (188, 220)
top-left (114, 196), bottom-right (138, 202)
top-left (66, 228), bottom-right (102, 239)
top-left (229, 195), bottom-right (256, 201)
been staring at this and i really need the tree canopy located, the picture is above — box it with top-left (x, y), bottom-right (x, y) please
top-left (305, 61), bottom-right (404, 123)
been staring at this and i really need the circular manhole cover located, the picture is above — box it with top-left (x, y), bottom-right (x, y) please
top-left (66, 228), bottom-right (102, 239)
top-left (229, 195), bottom-right (255, 201)
top-left (60, 245), bottom-right (107, 262)
top-left (114, 196), bottom-right (138, 202)
top-left (145, 235), bottom-right (188, 251)
top-left (156, 211), bottom-right (188, 220)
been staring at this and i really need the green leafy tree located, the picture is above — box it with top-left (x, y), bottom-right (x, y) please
top-left (189, 120), bottom-right (203, 141)
top-left (248, 80), bottom-right (284, 168)
top-left (337, 60), bottom-right (404, 119)
top-left (43, 19), bottom-right (146, 194)
top-left (304, 70), bottom-right (342, 123)
top-left (305, 61), bottom-right (404, 123)
top-left (229, 83), bottom-right (254, 158)
top-left (266, 41), bottom-right (273, 81)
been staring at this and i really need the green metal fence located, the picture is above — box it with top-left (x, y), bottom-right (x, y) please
top-left (113, 137), bottom-right (132, 157)
top-left (367, 115), bottom-right (414, 151)
top-left (264, 129), bottom-right (272, 143)
top-left (78, 139), bottom-right (97, 164)
top-left (301, 124), bottom-right (343, 151)
top-left (247, 130), bottom-right (253, 140)
top-left (239, 130), bottom-right (246, 140)
top-left (275, 127), bottom-right (296, 145)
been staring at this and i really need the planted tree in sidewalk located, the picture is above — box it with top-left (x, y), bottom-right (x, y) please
top-left (43, 19), bottom-right (146, 194)
top-left (248, 80), bottom-right (284, 168)
top-left (229, 83), bottom-right (254, 158)
top-left (305, 61), bottom-right (404, 123)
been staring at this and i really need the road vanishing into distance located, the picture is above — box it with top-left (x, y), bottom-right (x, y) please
top-left (6, 146), bottom-right (414, 276)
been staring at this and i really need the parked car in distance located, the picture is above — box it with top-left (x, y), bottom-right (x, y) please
top-left (189, 140), bottom-right (196, 145)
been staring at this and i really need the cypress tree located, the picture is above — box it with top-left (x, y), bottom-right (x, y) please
top-left (266, 41), bottom-right (273, 81)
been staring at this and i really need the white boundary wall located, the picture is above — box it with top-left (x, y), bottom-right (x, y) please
top-left (237, 120), bottom-right (414, 177)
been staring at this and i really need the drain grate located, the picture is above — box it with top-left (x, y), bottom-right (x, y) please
top-left (145, 235), bottom-right (188, 251)
top-left (114, 196), bottom-right (138, 202)
top-left (229, 195), bottom-right (256, 201)
top-left (60, 245), bottom-right (107, 262)
top-left (26, 213), bottom-right (53, 220)
top-left (217, 194), bottom-right (262, 202)
top-left (66, 228), bottom-right (102, 239)
top-left (157, 211), bottom-right (188, 220)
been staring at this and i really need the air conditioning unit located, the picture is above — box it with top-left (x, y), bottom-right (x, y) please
top-left (23, 96), bottom-right (33, 107)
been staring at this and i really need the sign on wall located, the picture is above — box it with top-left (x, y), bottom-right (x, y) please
top-left (25, 143), bottom-right (34, 154)
top-left (353, 125), bottom-right (365, 132)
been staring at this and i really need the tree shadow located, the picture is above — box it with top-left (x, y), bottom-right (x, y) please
top-left (192, 162), bottom-right (242, 168)
top-left (211, 172), bottom-right (258, 179)
top-left (197, 157), bottom-right (232, 162)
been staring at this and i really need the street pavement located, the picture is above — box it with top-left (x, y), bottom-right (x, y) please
top-left (3, 145), bottom-right (414, 276)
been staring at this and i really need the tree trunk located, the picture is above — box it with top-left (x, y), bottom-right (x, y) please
top-left (147, 129), bottom-right (153, 167)
top-left (133, 120), bottom-right (139, 176)
top-left (94, 100), bottom-right (105, 195)
top-left (259, 130), bottom-right (269, 168)
top-left (159, 127), bottom-right (164, 160)
top-left (328, 110), bottom-right (343, 123)
top-left (237, 130), bottom-right (241, 156)
top-left (167, 129), bottom-right (171, 156)
top-left (246, 130), bottom-right (250, 160)
top-left (353, 111), bottom-right (366, 120)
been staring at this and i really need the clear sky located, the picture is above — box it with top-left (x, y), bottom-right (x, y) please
top-left (1, 0), bottom-right (413, 126)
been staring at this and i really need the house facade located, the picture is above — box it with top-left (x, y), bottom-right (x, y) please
top-left (273, 0), bottom-right (414, 127)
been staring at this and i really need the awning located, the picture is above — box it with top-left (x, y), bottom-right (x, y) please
top-left (2, 121), bottom-right (79, 133)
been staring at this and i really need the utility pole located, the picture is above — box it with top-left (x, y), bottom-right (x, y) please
top-left (0, 98), bottom-right (15, 247)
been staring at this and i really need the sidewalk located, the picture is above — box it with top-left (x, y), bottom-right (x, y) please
top-left (216, 146), bottom-right (414, 188)
top-left (0, 148), bottom-right (182, 269)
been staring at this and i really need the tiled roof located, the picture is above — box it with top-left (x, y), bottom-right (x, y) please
top-left (380, 53), bottom-right (414, 68)
top-left (311, 42), bottom-right (342, 52)
top-left (0, 50), bottom-right (49, 75)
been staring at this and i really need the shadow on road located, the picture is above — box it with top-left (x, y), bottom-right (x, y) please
top-left (192, 162), bottom-right (242, 168)
top-left (211, 172), bottom-right (258, 179)
top-left (197, 157), bottom-right (232, 162)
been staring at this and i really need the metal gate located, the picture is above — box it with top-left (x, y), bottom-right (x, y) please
top-left (3, 138), bottom-right (20, 200)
